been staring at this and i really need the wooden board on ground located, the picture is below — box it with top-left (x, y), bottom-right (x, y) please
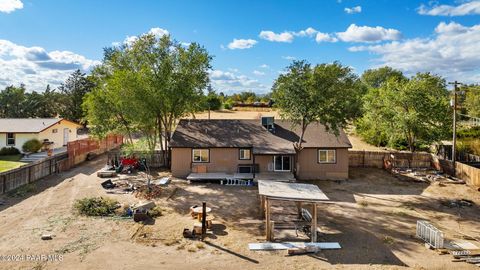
top-left (248, 242), bottom-right (341, 250)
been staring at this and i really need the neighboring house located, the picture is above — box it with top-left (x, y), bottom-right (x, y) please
top-left (0, 118), bottom-right (82, 152)
top-left (170, 117), bottom-right (352, 181)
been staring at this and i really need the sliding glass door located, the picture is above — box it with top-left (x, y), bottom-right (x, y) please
top-left (274, 155), bottom-right (291, 172)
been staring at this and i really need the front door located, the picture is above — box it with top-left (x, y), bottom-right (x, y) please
top-left (274, 155), bottom-right (291, 172)
top-left (63, 128), bottom-right (69, 146)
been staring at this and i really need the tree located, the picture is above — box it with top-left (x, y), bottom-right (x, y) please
top-left (84, 33), bottom-right (212, 165)
top-left (361, 66), bottom-right (405, 89)
top-left (0, 85), bottom-right (27, 117)
top-left (465, 85), bottom-right (480, 117)
top-left (356, 72), bottom-right (451, 151)
top-left (58, 70), bottom-right (95, 123)
top-left (272, 60), bottom-right (364, 152)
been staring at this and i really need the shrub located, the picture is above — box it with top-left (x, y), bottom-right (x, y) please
top-left (223, 102), bottom-right (233, 110)
top-left (0, 147), bottom-right (20, 156)
top-left (22, 139), bottom-right (42, 153)
top-left (73, 197), bottom-right (119, 216)
top-left (7, 183), bottom-right (35, 197)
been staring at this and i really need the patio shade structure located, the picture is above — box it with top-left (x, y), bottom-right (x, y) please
top-left (258, 180), bottom-right (330, 242)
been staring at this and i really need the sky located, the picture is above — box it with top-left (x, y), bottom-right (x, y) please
top-left (1, 0), bottom-right (480, 94)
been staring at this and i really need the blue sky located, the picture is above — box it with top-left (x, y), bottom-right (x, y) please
top-left (1, 0), bottom-right (480, 93)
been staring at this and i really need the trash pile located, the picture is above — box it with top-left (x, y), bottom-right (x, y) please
top-left (416, 220), bottom-right (480, 267)
top-left (391, 168), bottom-right (465, 184)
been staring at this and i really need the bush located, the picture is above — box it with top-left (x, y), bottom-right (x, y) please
top-left (73, 197), bottom-right (119, 216)
top-left (223, 102), bottom-right (233, 110)
top-left (22, 139), bottom-right (42, 153)
top-left (0, 147), bottom-right (20, 156)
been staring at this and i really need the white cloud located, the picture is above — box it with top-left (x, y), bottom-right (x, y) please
top-left (0, 0), bottom-right (23, 13)
top-left (315, 32), bottom-right (338, 43)
top-left (114, 27), bottom-right (169, 46)
top-left (337, 24), bottom-right (402, 42)
top-left (259, 30), bottom-right (294, 42)
top-left (295, 27), bottom-right (318, 37)
top-left (348, 21), bottom-right (480, 83)
top-left (209, 69), bottom-right (267, 93)
top-left (227, 38), bottom-right (257, 50)
top-left (0, 39), bottom-right (100, 90)
top-left (259, 64), bottom-right (269, 69)
top-left (253, 70), bottom-right (265, 76)
top-left (344, 6), bottom-right (362, 14)
top-left (418, 1), bottom-right (480, 16)
top-left (282, 56), bottom-right (296, 60)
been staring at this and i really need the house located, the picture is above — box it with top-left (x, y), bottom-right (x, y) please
top-left (0, 118), bottom-right (83, 152)
top-left (170, 117), bottom-right (352, 181)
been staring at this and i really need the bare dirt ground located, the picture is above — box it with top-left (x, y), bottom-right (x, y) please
top-left (1, 156), bottom-right (480, 269)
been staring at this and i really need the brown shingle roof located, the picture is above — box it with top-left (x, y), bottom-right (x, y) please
top-left (170, 119), bottom-right (351, 154)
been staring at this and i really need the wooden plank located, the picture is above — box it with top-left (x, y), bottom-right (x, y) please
top-left (266, 198), bottom-right (271, 241)
top-left (248, 242), bottom-right (341, 250)
top-left (311, 203), bottom-right (317, 243)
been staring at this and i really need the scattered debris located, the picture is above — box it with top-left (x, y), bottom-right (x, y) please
top-left (440, 199), bottom-right (474, 208)
top-left (248, 242), bottom-right (341, 251)
top-left (97, 171), bottom-right (117, 178)
top-left (133, 201), bottom-right (156, 211)
top-left (155, 177), bottom-right (171, 186)
top-left (287, 245), bottom-right (320, 255)
top-left (101, 179), bottom-right (116, 189)
top-left (41, 234), bottom-right (53, 240)
top-left (134, 185), bottom-right (162, 200)
top-left (133, 209), bottom-right (149, 222)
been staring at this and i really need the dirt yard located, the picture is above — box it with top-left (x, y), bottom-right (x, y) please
top-left (1, 156), bottom-right (480, 270)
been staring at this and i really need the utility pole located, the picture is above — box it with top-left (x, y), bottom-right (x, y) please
top-left (448, 81), bottom-right (463, 175)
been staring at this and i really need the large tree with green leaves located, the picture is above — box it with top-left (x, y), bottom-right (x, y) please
top-left (356, 72), bottom-right (451, 151)
top-left (272, 60), bottom-right (365, 151)
top-left (465, 85), bottom-right (480, 118)
top-left (83, 33), bottom-right (211, 164)
top-left (58, 69), bottom-right (95, 123)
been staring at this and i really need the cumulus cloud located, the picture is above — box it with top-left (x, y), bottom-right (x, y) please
top-left (337, 24), bottom-right (402, 42)
top-left (259, 64), bottom-right (269, 69)
top-left (282, 56), bottom-right (296, 60)
top-left (344, 6), bottom-right (362, 14)
top-left (0, 39), bottom-right (99, 90)
top-left (315, 32), bottom-right (338, 43)
top-left (113, 27), bottom-right (169, 46)
top-left (0, 0), bottom-right (23, 13)
top-left (227, 38), bottom-right (257, 49)
top-left (253, 70), bottom-right (265, 76)
top-left (209, 69), bottom-right (267, 93)
top-left (348, 21), bottom-right (480, 82)
top-left (295, 27), bottom-right (318, 37)
top-left (259, 30), bottom-right (294, 42)
top-left (418, 1), bottom-right (480, 16)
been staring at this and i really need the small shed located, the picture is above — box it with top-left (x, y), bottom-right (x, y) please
top-left (258, 180), bottom-right (330, 242)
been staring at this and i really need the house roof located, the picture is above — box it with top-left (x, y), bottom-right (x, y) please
top-left (170, 119), bottom-right (352, 154)
top-left (0, 118), bottom-right (80, 133)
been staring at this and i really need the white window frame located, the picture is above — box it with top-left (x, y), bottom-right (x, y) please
top-left (239, 148), bottom-right (251, 160)
top-left (6, 133), bottom-right (15, 146)
top-left (192, 149), bottom-right (209, 163)
top-left (318, 149), bottom-right (336, 164)
top-left (273, 155), bottom-right (291, 172)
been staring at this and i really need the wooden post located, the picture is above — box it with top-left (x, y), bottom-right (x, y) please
top-left (201, 201), bottom-right (207, 240)
top-left (1, 175), bottom-right (6, 194)
top-left (260, 195), bottom-right (266, 217)
top-left (296, 202), bottom-right (302, 219)
top-left (311, 203), bottom-right (318, 243)
top-left (265, 198), bottom-right (271, 241)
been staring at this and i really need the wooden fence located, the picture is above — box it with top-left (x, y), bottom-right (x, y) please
top-left (0, 153), bottom-right (67, 194)
top-left (349, 150), bottom-right (433, 169)
top-left (107, 150), bottom-right (166, 168)
top-left (0, 135), bottom-right (123, 195)
top-left (456, 162), bottom-right (480, 186)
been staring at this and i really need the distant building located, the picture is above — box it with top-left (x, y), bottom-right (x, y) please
top-left (0, 118), bottom-right (82, 152)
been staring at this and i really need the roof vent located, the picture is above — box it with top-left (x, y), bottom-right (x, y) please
top-left (261, 116), bottom-right (275, 133)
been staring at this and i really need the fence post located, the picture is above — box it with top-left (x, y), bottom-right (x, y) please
top-left (2, 175), bottom-right (6, 194)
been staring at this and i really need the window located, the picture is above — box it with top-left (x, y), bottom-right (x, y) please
top-left (192, 149), bottom-right (209, 163)
top-left (6, 133), bottom-right (15, 146)
top-left (52, 129), bottom-right (58, 133)
top-left (318, 149), bottom-right (336, 163)
top-left (274, 155), bottom-right (291, 171)
top-left (239, 148), bottom-right (251, 160)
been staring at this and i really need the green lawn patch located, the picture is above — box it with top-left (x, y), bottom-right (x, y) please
top-left (0, 155), bottom-right (26, 173)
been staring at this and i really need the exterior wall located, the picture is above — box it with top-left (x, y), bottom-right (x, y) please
top-left (171, 147), bottom-right (254, 178)
top-left (297, 148), bottom-right (349, 180)
top-left (38, 120), bottom-right (80, 149)
top-left (0, 133), bottom-right (38, 152)
top-left (0, 120), bottom-right (81, 152)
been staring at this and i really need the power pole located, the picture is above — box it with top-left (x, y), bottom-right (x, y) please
top-left (448, 81), bottom-right (463, 175)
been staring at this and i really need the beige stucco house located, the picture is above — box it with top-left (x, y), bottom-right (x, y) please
top-left (170, 117), bottom-right (352, 181)
top-left (0, 118), bottom-right (82, 152)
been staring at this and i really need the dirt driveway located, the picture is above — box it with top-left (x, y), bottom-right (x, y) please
top-left (1, 156), bottom-right (480, 270)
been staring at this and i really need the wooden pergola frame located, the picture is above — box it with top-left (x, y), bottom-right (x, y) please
top-left (258, 181), bottom-right (330, 243)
